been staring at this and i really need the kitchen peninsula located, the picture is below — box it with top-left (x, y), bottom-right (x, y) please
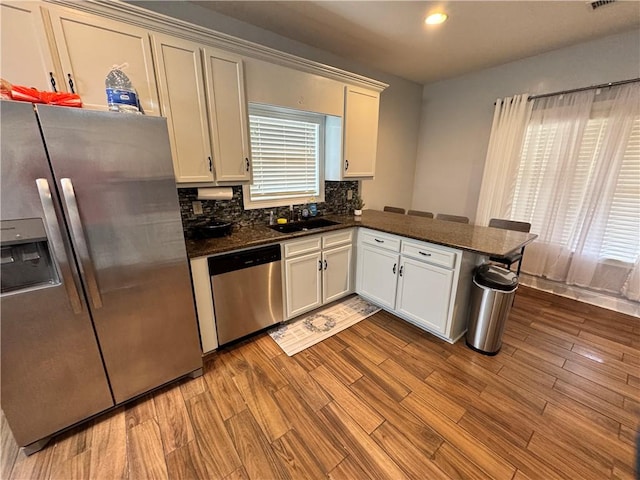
top-left (188, 210), bottom-right (537, 352)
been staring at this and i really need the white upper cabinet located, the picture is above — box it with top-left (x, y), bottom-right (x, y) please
top-left (326, 85), bottom-right (381, 180)
top-left (151, 38), bottom-right (252, 184)
top-left (47, 6), bottom-right (160, 115)
top-left (245, 58), bottom-right (344, 116)
top-left (203, 47), bottom-right (251, 183)
top-left (343, 86), bottom-right (380, 177)
top-left (0, 1), bottom-right (61, 93)
top-left (1, 1), bottom-right (386, 185)
top-left (151, 34), bottom-right (213, 183)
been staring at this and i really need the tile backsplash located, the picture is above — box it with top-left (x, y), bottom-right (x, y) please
top-left (178, 181), bottom-right (359, 236)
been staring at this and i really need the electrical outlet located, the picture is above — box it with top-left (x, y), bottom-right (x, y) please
top-left (347, 189), bottom-right (353, 200)
top-left (192, 201), bottom-right (203, 215)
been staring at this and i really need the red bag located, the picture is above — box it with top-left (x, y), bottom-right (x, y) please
top-left (8, 83), bottom-right (82, 107)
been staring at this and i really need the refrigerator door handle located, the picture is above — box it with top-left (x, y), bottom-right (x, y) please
top-left (60, 178), bottom-right (103, 309)
top-left (36, 178), bottom-right (83, 314)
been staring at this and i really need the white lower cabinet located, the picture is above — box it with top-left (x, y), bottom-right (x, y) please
top-left (356, 228), bottom-right (476, 342)
top-left (395, 257), bottom-right (453, 336)
top-left (357, 244), bottom-right (399, 310)
top-left (322, 244), bottom-right (353, 304)
top-left (283, 229), bottom-right (354, 319)
top-left (284, 251), bottom-right (322, 318)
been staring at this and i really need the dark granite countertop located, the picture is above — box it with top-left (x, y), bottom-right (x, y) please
top-left (186, 209), bottom-right (537, 259)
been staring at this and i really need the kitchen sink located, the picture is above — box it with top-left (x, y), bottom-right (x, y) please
top-left (268, 218), bottom-right (339, 233)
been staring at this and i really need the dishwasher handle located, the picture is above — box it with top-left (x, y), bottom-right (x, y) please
top-left (208, 244), bottom-right (281, 276)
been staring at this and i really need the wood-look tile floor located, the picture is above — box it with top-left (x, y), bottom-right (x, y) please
top-left (2, 286), bottom-right (639, 479)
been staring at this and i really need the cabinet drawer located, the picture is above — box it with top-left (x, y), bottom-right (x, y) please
top-left (358, 229), bottom-right (400, 252)
top-left (401, 240), bottom-right (457, 269)
top-left (283, 235), bottom-right (322, 258)
top-left (322, 229), bottom-right (353, 249)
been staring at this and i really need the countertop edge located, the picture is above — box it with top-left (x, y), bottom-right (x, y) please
top-left (186, 211), bottom-right (538, 260)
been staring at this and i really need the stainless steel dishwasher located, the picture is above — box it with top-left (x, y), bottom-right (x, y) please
top-left (208, 244), bottom-right (283, 346)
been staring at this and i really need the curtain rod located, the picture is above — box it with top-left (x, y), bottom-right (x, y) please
top-left (528, 77), bottom-right (640, 101)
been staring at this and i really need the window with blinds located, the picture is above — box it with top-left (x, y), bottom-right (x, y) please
top-left (601, 115), bottom-right (640, 262)
top-left (511, 107), bottom-right (640, 264)
top-left (245, 104), bottom-right (324, 208)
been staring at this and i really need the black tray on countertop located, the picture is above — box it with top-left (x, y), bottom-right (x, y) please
top-left (191, 221), bottom-right (234, 239)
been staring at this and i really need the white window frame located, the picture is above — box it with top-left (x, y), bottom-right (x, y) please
top-left (243, 104), bottom-right (325, 210)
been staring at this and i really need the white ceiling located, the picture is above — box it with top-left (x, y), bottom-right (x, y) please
top-left (193, 1), bottom-right (640, 84)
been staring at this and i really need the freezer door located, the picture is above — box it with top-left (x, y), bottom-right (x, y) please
top-left (0, 101), bottom-right (114, 447)
top-left (36, 105), bottom-right (202, 404)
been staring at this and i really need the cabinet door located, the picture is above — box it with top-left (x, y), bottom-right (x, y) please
top-left (0, 1), bottom-right (62, 93)
top-left (203, 47), bottom-right (251, 182)
top-left (322, 244), bottom-right (352, 304)
top-left (285, 251), bottom-right (322, 319)
top-left (395, 258), bottom-right (453, 335)
top-left (48, 7), bottom-right (160, 115)
top-left (357, 244), bottom-right (398, 309)
top-left (152, 34), bottom-right (214, 183)
top-left (343, 86), bottom-right (379, 178)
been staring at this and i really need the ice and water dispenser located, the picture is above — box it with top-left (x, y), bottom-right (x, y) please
top-left (1, 218), bottom-right (59, 293)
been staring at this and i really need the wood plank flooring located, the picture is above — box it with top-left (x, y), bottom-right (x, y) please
top-left (2, 286), bottom-right (638, 479)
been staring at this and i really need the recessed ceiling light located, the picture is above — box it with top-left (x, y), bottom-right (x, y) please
top-left (425, 13), bottom-right (448, 25)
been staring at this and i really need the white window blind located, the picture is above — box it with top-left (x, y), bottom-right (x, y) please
top-left (248, 105), bottom-right (323, 203)
top-left (601, 115), bottom-right (640, 262)
top-left (512, 109), bottom-right (640, 264)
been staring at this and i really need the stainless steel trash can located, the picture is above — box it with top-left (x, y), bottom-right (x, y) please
top-left (466, 264), bottom-right (518, 355)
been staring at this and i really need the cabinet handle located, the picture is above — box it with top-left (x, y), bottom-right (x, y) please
top-left (392, 263), bottom-right (396, 274)
top-left (399, 265), bottom-right (404, 277)
top-left (49, 72), bottom-right (57, 92)
top-left (245, 157), bottom-right (250, 172)
top-left (318, 260), bottom-right (322, 271)
top-left (418, 251), bottom-right (431, 257)
top-left (345, 159), bottom-right (349, 171)
top-left (208, 156), bottom-right (213, 172)
top-left (324, 259), bottom-right (328, 270)
top-left (374, 238), bottom-right (384, 243)
top-left (67, 73), bottom-right (75, 94)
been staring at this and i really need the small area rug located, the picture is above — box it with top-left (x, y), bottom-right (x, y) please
top-left (268, 295), bottom-right (381, 356)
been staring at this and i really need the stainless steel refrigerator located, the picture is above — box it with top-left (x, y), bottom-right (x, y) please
top-left (0, 101), bottom-right (202, 453)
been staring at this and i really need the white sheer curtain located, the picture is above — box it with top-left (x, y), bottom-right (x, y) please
top-left (476, 94), bottom-right (533, 225)
top-left (512, 83), bottom-right (640, 301)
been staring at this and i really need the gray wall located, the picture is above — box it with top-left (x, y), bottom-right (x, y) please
top-left (411, 29), bottom-right (640, 222)
top-left (131, 1), bottom-right (423, 213)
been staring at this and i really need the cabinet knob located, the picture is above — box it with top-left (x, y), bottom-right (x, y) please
top-left (49, 72), bottom-right (57, 92)
top-left (418, 251), bottom-right (431, 257)
top-left (399, 265), bottom-right (404, 277)
top-left (208, 157), bottom-right (213, 172)
top-left (345, 159), bottom-right (349, 171)
top-left (245, 157), bottom-right (250, 172)
top-left (324, 259), bottom-right (328, 270)
top-left (67, 73), bottom-right (75, 94)
top-left (374, 238), bottom-right (384, 243)
top-left (318, 260), bottom-right (322, 271)
top-left (392, 263), bottom-right (396, 274)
